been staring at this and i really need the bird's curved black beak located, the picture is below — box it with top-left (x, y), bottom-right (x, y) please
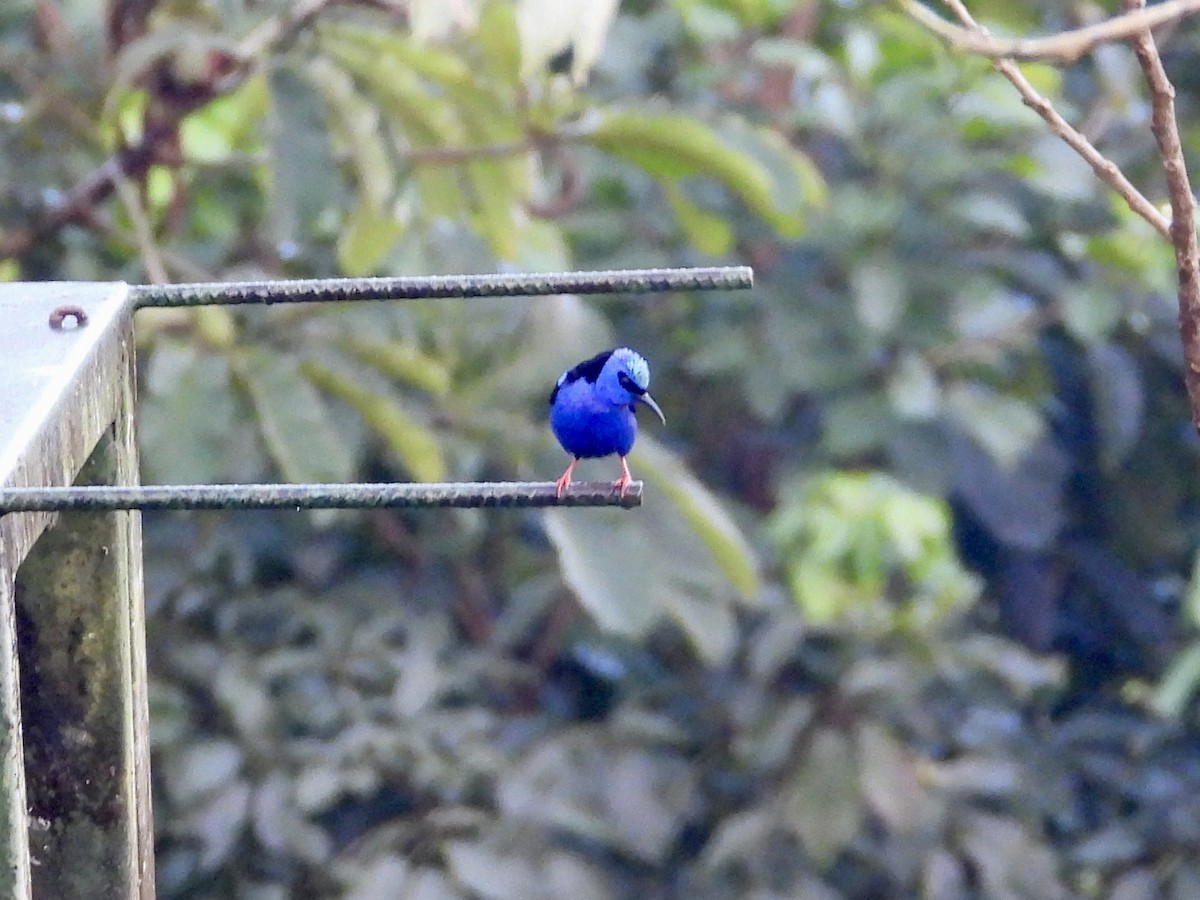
top-left (638, 391), bottom-right (666, 425)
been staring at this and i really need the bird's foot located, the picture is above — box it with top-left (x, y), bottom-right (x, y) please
top-left (613, 457), bottom-right (633, 497)
top-left (555, 459), bottom-right (578, 498)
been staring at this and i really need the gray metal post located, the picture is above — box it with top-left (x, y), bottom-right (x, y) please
top-left (0, 283), bottom-right (154, 899)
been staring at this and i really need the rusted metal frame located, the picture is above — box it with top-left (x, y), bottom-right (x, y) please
top-left (130, 265), bottom-right (754, 308)
top-left (0, 264), bottom-right (752, 895)
top-left (0, 283), bottom-right (153, 899)
top-left (0, 481), bottom-right (642, 512)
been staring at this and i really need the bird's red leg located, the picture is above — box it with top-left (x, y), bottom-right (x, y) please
top-left (614, 456), bottom-right (633, 497)
top-left (555, 458), bottom-right (578, 498)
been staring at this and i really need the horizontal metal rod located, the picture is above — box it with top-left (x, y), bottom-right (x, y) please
top-left (0, 481), bottom-right (642, 513)
top-left (130, 266), bottom-right (753, 308)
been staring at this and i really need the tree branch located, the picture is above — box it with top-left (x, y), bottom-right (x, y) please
top-left (897, 0), bottom-right (1200, 62)
top-left (938, 0), bottom-right (1170, 239)
top-left (0, 0), bottom-right (341, 263)
top-left (1121, 0), bottom-right (1200, 432)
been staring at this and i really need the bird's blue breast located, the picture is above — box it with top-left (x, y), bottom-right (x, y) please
top-left (550, 379), bottom-right (638, 458)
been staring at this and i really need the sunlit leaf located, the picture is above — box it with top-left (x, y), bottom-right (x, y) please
top-left (180, 76), bottom-right (269, 164)
top-left (663, 181), bottom-right (734, 256)
top-left (338, 334), bottom-right (452, 396)
top-left (586, 110), bottom-right (809, 236)
top-left (302, 362), bottom-right (446, 482)
top-left (769, 471), bottom-right (978, 632)
top-left (1152, 643), bottom-right (1200, 718)
top-left (477, 0), bottom-right (523, 87)
top-left (337, 200), bottom-right (405, 276)
top-left (307, 57), bottom-right (394, 212)
top-left (320, 34), bottom-right (468, 220)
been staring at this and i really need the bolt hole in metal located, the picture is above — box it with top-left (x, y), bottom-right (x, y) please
top-left (48, 306), bottom-right (88, 330)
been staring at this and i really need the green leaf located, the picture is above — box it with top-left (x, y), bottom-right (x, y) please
top-left (543, 437), bottom-right (756, 663)
top-left (715, 119), bottom-right (827, 227)
top-left (140, 343), bottom-right (242, 485)
top-left (946, 382), bottom-right (1044, 471)
top-left (586, 110), bottom-right (809, 237)
top-left (323, 22), bottom-right (474, 85)
top-left (337, 200), bottom-right (405, 276)
top-left (466, 157), bottom-right (522, 259)
top-left (236, 349), bottom-right (357, 483)
top-left (1059, 283), bottom-right (1122, 344)
top-left (769, 472), bottom-right (978, 633)
top-left (477, 0), bottom-right (523, 87)
top-left (319, 24), bottom-right (528, 251)
top-left (267, 64), bottom-right (338, 246)
top-left (887, 352), bottom-right (941, 421)
top-left (337, 334), bottom-right (452, 396)
top-left (1152, 643), bottom-right (1200, 718)
top-left (307, 57), bottom-right (395, 212)
top-left (822, 391), bottom-right (894, 457)
top-left (631, 435), bottom-right (761, 601)
top-left (543, 501), bottom-right (741, 664)
top-left (1086, 343), bottom-right (1143, 470)
top-left (783, 728), bottom-right (862, 865)
top-left (851, 259), bottom-right (907, 334)
top-left (180, 76), bottom-right (270, 164)
top-left (542, 509), bottom-right (665, 638)
top-left (663, 181), bottom-right (734, 256)
top-left (303, 362), bottom-right (446, 482)
top-left (320, 35), bottom-right (468, 220)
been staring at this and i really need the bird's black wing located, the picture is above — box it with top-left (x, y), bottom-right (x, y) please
top-left (549, 348), bottom-right (615, 405)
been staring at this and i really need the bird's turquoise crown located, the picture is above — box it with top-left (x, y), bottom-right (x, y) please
top-left (614, 347), bottom-right (650, 391)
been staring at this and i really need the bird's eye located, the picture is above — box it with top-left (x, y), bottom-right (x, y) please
top-left (617, 371), bottom-right (644, 395)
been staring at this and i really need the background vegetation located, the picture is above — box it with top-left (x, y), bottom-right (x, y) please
top-left (3, 0), bottom-right (1200, 896)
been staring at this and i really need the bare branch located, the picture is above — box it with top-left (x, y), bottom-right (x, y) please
top-left (113, 171), bottom-right (169, 285)
top-left (897, 0), bottom-right (1200, 62)
top-left (1121, 0), bottom-right (1200, 431)
top-left (938, 0), bottom-right (1170, 239)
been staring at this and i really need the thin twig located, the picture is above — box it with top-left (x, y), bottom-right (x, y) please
top-left (897, 0), bottom-right (1200, 62)
top-left (113, 171), bottom-right (169, 284)
top-left (404, 139), bottom-right (540, 165)
top-left (938, 0), bottom-right (1170, 239)
top-left (1122, 0), bottom-right (1200, 430)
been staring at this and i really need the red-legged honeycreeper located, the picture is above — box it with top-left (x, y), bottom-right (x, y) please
top-left (549, 347), bottom-right (666, 497)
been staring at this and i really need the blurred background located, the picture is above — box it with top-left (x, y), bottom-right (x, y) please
top-left (3, 0), bottom-right (1200, 896)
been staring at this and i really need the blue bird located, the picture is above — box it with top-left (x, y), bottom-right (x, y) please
top-left (549, 347), bottom-right (665, 497)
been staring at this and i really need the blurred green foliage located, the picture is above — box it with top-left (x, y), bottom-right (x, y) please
top-left (769, 471), bottom-right (979, 632)
top-left (3, 0), bottom-right (1200, 896)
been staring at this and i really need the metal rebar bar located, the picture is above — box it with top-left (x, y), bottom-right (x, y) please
top-left (130, 266), bottom-right (752, 308)
top-left (0, 481), bottom-right (641, 513)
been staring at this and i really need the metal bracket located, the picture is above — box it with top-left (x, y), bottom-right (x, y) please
top-left (0, 283), bottom-right (153, 899)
